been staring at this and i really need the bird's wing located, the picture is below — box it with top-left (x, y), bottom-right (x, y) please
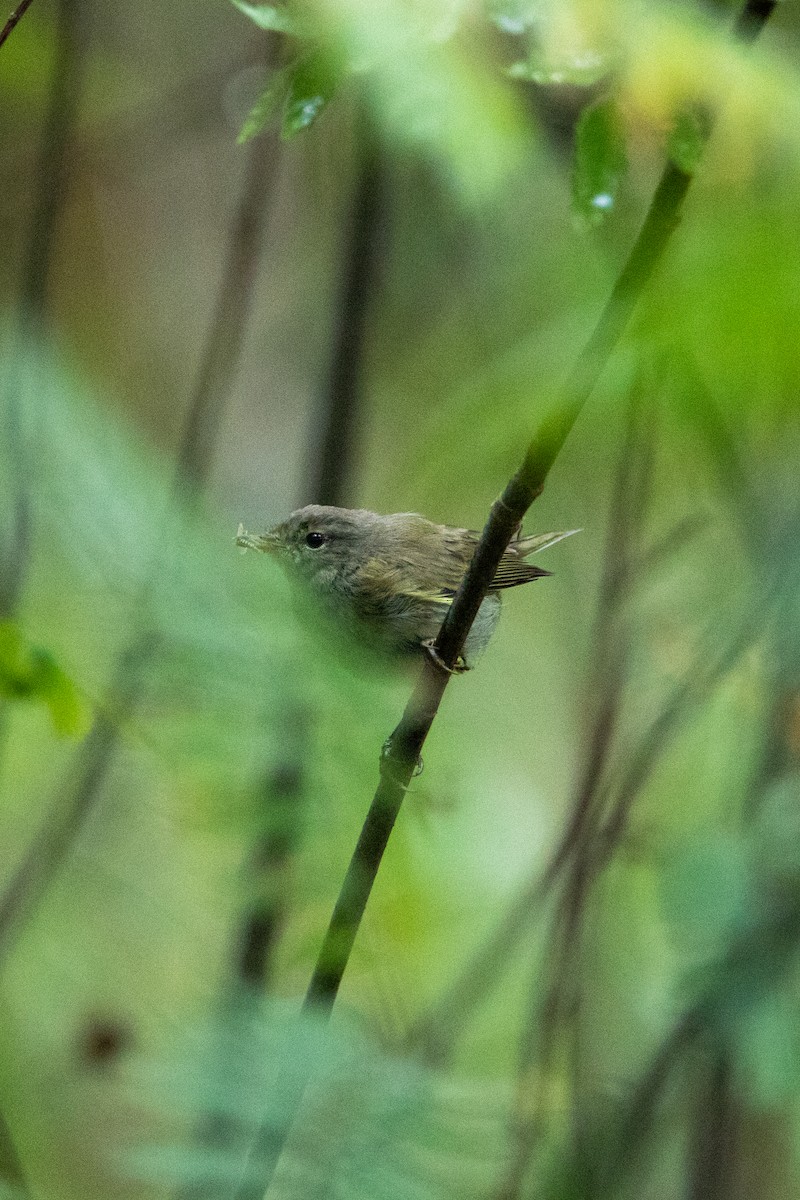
top-left (457, 527), bottom-right (579, 590)
top-left (490, 559), bottom-right (551, 589)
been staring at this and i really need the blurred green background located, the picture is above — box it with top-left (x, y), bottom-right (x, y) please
top-left (2, 0), bottom-right (800, 1197)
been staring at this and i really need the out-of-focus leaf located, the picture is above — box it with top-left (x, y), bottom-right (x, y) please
top-left (488, 0), bottom-right (535, 36)
top-left (507, 51), bottom-right (611, 88)
top-left (126, 1002), bottom-right (508, 1196)
top-left (230, 0), bottom-right (297, 35)
top-left (0, 620), bottom-right (90, 738)
top-left (281, 52), bottom-right (336, 137)
top-left (738, 986), bottom-right (800, 1109)
top-left (668, 106), bottom-right (711, 174)
top-left (237, 64), bottom-right (292, 143)
top-left (661, 835), bottom-right (754, 958)
top-left (305, 0), bottom-right (525, 204)
top-left (572, 97), bottom-right (627, 225)
top-left (238, 55), bottom-right (336, 143)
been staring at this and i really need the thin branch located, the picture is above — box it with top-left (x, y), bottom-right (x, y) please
top-left (175, 110), bottom-right (280, 495)
top-left (1, 0), bottom-right (81, 620)
top-left (235, 708), bottom-right (308, 990)
top-left (0, 0), bottom-right (82, 838)
top-left (493, 391), bottom-right (656, 1200)
top-left (176, 709), bottom-right (308, 1200)
top-left (409, 561), bottom-right (779, 1062)
top-left (686, 1053), bottom-right (738, 1200)
top-left (304, 99), bottom-right (382, 507)
top-left (0, 0), bottom-right (34, 51)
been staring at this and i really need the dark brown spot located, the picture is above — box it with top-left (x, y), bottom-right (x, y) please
top-left (77, 1016), bottom-right (133, 1068)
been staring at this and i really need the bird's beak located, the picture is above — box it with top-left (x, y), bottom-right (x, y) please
top-left (235, 523), bottom-right (281, 554)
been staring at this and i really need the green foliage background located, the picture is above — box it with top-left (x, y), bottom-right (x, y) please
top-left (1, 0), bottom-right (800, 1197)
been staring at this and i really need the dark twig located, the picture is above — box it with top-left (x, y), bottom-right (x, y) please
top-left (0, 0), bottom-right (34, 50)
top-left (687, 1052), bottom-right (737, 1200)
top-left (0, 0), bottom-right (81, 820)
top-left (177, 709), bottom-right (308, 1200)
top-left (176, 115), bottom-right (280, 496)
top-left (0, 80), bottom-right (281, 968)
top-left (493, 391), bottom-right (656, 1200)
top-left (304, 101), bottom-right (382, 507)
top-left (235, 708), bottom-right (308, 990)
top-left (1, 0), bottom-right (81, 620)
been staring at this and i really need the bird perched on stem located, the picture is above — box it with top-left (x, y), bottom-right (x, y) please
top-left (236, 505), bottom-right (577, 670)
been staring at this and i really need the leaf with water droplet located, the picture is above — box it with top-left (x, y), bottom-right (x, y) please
top-left (507, 49), bottom-right (612, 89)
top-left (281, 53), bottom-right (336, 138)
top-left (572, 97), bottom-right (627, 226)
top-left (487, 0), bottom-right (535, 35)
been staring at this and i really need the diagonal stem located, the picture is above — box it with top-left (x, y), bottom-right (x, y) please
top-left (0, 0), bottom-right (35, 51)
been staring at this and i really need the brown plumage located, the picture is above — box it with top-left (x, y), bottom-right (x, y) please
top-left (237, 505), bottom-right (577, 668)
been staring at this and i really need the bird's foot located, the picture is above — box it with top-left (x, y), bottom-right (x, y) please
top-left (421, 639), bottom-right (468, 675)
top-left (380, 738), bottom-right (424, 780)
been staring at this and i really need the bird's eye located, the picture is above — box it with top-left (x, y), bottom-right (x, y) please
top-left (305, 531), bottom-right (326, 549)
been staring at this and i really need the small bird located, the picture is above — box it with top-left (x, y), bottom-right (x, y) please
top-left (236, 505), bottom-right (576, 670)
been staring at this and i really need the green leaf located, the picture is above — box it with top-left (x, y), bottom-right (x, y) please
top-left (668, 106), bottom-right (712, 175)
top-left (237, 65), bottom-right (292, 143)
top-left (572, 98), bottom-right (627, 225)
top-left (229, 0), bottom-right (296, 35)
top-left (0, 619), bottom-right (90, 738)
top-left (238, 54), bottom-right (336, 144)
top-left (33, 652), bottom-right (92, 738)
top-left (280, 53), bottom-right (336, 137)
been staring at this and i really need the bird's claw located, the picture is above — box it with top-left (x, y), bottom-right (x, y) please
top-left (380, 739), bottom-right (424, 780)
top-left (421, 639), bottom-right (468, 675)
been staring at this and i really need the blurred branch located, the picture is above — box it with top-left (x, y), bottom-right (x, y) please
top-left (175, 100), bottom-right (280, 495)
top-left (0, 59), bottom-right (282, 966)
top-left (0, 0), bottom-right (34, 51)
top-left (410, 556), bottom-right (781, 1065)
top-left (0, 0), bottom-right (81, 842)
top-left (304, 100), bottom-right (383, 507)
top-left (494, 390), bottom-right (657, 1200)
top-left (551, 885), bottom-right (800, 1200)
top-left (177, 711), bottom-right (308, 1200)
top-left (1, 0), bottom-right (81, 620)
top-left (687, 1052), bottom-right (738, 1200)
top-left (235, 708), bottom-right (308, 990)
